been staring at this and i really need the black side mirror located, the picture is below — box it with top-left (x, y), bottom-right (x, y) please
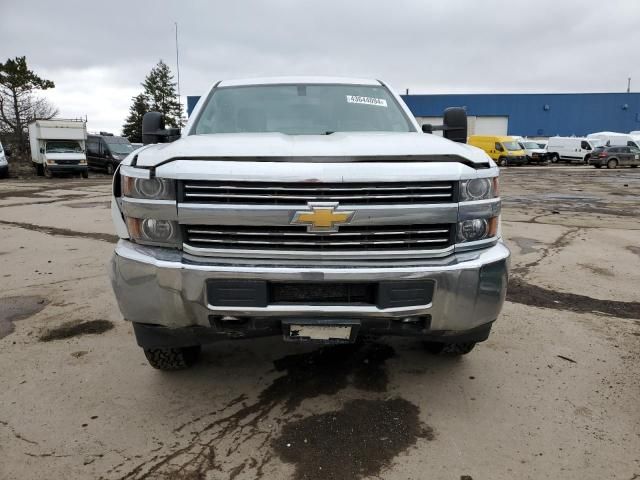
top-left (421, 124), bottom-right (434, 134)
top-left (442, 107), bottom-right (467, 143)
top-left (4, 148), bottom-right (11, 157)
top-left (40, 147), bottom-right (45, 154)
top-left (142, 112), bottom-right (181, 145)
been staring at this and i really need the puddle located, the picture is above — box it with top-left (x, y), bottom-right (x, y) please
top-left (0, 295), bottom-right (49, 339)
top-left (627, 246), bottom-right (640, 257)
top-left (507, 278), bottom-right (640, 319)
top-left (118, 342), bottom-right (398, 479)
top-left (273, 398), bottom-right (433, 480)
top-left (510, 237), bottom-right (541, 255)
top-left (39, 319), bottom-right (114, 342)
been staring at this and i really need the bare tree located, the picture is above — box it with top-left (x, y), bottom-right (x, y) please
top-left (0, 56), bottom-right (58, 159)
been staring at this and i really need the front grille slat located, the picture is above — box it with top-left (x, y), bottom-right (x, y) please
top-left (184, 224), bottom-right (454, 252)
top-left (181, 180), bottom-right (456, 205)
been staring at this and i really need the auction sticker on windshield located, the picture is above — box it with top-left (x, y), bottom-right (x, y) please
top-left (346, 95), bottom-right (387, 107)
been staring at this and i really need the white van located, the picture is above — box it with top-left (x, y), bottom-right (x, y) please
top-left (546, 136), bottom-right (600, 164)
top-left (587, 132), bottom-right (640, 149)
top-left (516, 138), bottom-right (548, 164)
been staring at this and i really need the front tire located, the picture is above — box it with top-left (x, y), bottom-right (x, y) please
top-left (584, 155), bottom-right (591, 165)
top-left (143, 346), bottom-right (201, 370)
top-left (424, 341), bottom-right (476, 356)
top-left (81, 170), bottom-right (89, 179)
top-left (607, 159), bottom-right (618, 169)
top-left (35, 163), bottom-right (44, 176)
top-left (44, 165), bottom-right (53, 178)
top-left (551, 154), bottom-right (559, 163)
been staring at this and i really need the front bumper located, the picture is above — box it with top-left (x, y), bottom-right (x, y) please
top-left (47, 164), bottom-right (88, 174)
top-left (110, 240), bottom-right (510, 345)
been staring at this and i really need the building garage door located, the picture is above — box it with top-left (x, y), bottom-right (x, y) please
top-left (474, 116), bottom-right (508, 135)
top-left (414, 116), bottom-right (508, 136)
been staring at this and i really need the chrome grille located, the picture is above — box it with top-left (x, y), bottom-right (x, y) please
top-left (180, 181), bottom-right (456, 205)
top-left (184, 224), bottom-right (454, 252)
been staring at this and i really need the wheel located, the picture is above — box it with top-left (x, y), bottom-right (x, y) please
top-left (607, 159), bottom-right (618, 169)
top-left (44, 165), bottom-right (53, 178)
top-left (551, 154), bottom-right (559, 163)
top-left (498, 157), bottom-right (507, 167)
top-left (584, 155), bottom-right (590, 165)
top-left (424, 341), bottom-right (476, 356)
top-left (106, 163), bottom-right (114, 175)
top-left (35, 163), bottom-right (44, 176)
top-left (143, 345), bottom-right (201, 370)
top-left (81, 170), bottom-right (89, 179)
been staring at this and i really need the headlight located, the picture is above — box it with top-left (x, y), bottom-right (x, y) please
top-left (123, 176), bottom-right (175, 200)
top-left (126, 217), bottom-right (181, 246)
top-left (459, 177), bottom-right (499, 201)
top-left (457, 217), bottom-right (498, 243)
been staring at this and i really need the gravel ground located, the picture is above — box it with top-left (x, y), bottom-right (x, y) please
top-left (0, 165), bottom-right (638, 480)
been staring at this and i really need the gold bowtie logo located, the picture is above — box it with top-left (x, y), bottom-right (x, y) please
top-left (291, 202), bottom-right (355, 232)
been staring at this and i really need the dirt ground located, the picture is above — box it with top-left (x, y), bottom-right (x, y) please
top-left (0, 166), bottom-right (638, 480)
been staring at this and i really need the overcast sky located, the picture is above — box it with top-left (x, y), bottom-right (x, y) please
top-left (2, 0), bottom-right (639, 134)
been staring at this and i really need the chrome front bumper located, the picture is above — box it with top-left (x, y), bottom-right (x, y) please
top-left (110, 240), bottom-right (510, 337)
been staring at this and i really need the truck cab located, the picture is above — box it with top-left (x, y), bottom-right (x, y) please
top-left (109, 77), bottom-right (510, 370)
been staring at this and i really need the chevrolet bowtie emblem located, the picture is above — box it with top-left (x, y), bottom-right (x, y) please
top-left (291, 202), bottom-right (355, 232)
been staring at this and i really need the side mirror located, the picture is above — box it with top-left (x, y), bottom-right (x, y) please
top-left (142, 112), bottom-right (181, 145)
top-left (421, 124), bottom-right (434, 134)
top-left (40, 147), bottom-right (45, 154)
top-left (442, 107), bottom-right (467, 143)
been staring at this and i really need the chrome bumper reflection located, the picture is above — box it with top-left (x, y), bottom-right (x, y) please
top-left (110, 240), bottom-right (510, 333)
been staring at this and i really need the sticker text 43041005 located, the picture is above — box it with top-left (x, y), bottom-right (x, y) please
top-left (346, 95), bottom-right (388, 107)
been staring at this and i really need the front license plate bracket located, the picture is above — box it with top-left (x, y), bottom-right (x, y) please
top-left (282, 319), bottom-right (361, 344)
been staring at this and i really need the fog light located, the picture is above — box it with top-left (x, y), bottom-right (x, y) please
top-left (459, 219), bottom-right (487, 242)
top-left (141, 218), bottom-right (174, 242)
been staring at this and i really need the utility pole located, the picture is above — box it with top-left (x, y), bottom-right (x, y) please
top-left (627, 77), bottom-right (631, 93)
top-left (175, 22), bottom-right (182, 117)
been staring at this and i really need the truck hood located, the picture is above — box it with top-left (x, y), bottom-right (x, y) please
top-left (44, 152), bottom-right (86, 161)
top-left (132, 132), bottom-right (491, 168)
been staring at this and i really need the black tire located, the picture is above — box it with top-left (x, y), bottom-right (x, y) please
top-left (498, 157), bottom-right (507, 167)
top-left (594, 165), bottom-right (602, 169)
top-left (81, 170), bottom-right (89, 179)
top-left (607, 158), bottom-right (618, 169)
top-left (551, 154), bottom-right (559, 163)
top-left (35, 163), bottom-right (45, 176)
top-left (584, 155), bottom-right (590, 165)
top-left (143, 345), bottom-right (201, 371)
top-left (424, 341), bottom-right (476, 356)
top-left (44, 165), bottom-right (53, 178)
top-left (106, 163), bottom-right (114, 175)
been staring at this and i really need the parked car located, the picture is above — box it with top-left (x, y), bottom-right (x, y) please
top-left (587, 132), bottom-right (640, 149)
top-left (86, 133), bottom-right (136, 175)
top-left (546, 136), bottom-right (600, 164)
top-left (0, 140), bottom-right (9, 178)
top-left (467, 135), bottom-right (526, 166)
top-left (589, 145), bottom-right (640, 169)
top-left (109, 76), bottom-right (510, 370)
top-left (28, 119), bottom-right (88, 178)
top-left (518, 139), bottom-right (548, 164)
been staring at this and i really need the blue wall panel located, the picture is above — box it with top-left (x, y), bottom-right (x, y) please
top-left (401, 93), bottom-right (640, 137)
top-left (188, 93), bottom-right (640, 137)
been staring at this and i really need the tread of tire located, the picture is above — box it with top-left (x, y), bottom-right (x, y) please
top-left (143, 346), bottom-right (200, 370)
top-left (424, 341), bottom-right (476, 356)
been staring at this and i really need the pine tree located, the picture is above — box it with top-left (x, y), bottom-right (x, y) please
top-left (122, 93), bottom-right (149, 142)
top-left (141, 60), bottom-right (184, 129)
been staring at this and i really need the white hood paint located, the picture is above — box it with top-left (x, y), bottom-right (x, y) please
top-left (132, 132), bottom-right (492, 168)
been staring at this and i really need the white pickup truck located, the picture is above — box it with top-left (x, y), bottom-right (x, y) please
top-left (110, 77), bottom-right (509, 370)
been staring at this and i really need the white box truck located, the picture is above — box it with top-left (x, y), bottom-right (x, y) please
top-left (28, 119), bottom-right (88, 178)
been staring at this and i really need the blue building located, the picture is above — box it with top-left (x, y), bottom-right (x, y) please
top-left (187, 92), bottom-right (640, 138)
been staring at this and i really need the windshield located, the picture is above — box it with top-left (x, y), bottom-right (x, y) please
top-left (522, 141), bottom-right (540, 149)
top-left (46, 140), bottom-right (82, 153)
top-left (106, 142), bottom-right (135, 155)
top-left (193, 84), bottom-right (414, 135)
top-left (503, 141), bottom-right (522, 151)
